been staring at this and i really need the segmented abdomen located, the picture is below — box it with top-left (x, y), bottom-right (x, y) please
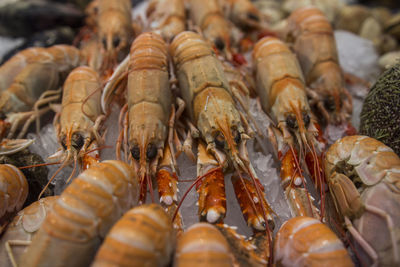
top-left (0, 47), bottom-right (47, 92)
top-left (175, 223), bottom-right (233, 267)
top-left (274, 216), bottom-right (354, 267)
top-left (252, 37), bottom-right (308, 118)
top-left (287, 7), bottom-right (339, 81)
top-left (20, 160), bottom-right (140, 267)
top-left (0, 164), bottom-right (28, 224)
top-left (92, 204), bottom-right (174, 267)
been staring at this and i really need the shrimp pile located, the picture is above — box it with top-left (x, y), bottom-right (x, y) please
top-left (0, 1), bottom-right (396, 266)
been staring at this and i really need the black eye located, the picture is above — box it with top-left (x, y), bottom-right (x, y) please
top-left (72, 133), bottom-right (84, 151)
top-left (214, 132), bottom-right (225, 150)
top-left (214, 37), bottom-right (225, 51)
top-left (102, 37), bottom-right (107, 49)
top-left (324, 97), bottom-right (336, 112)
top-left (146, 144), bottom-right (157, 160)
top-left (233, 130), bottom-right (241, 144)
top-left (247, 12), bottom-right (259, 21)
top-left (112, 36), bottom-right (120, 48)
top-left (131, 145), bottom-right (140, 161)
top-left (61, 137), bottom-right (67, 150)
top-left (286, 115), bottom-right (297, 129)
top-left (303, 113), bottom-right (310, 128)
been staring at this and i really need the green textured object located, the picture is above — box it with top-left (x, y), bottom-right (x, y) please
top-left (360, 63), bottom-right (400, 155)
top-left (0, 149), bottom-right (52, 207)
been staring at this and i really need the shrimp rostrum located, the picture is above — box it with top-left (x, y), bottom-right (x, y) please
top-left (325, 135), bottom-right (400, 266)
top-left (102, 32), bottom-right (182, 227)
top-left (286, 7), bottom-right (353, 130)
top-left (170, 31), bottom-right (274, 232)
top-left (253, 37), bottom-right (326, 219)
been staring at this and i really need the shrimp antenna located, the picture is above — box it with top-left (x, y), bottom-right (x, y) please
top-left (289, 145), bottom-right (314, 215)
top-left (38, 153), bottom-right (71, 200)
top-left (83, 145), bottom-right (112, 156)
top-left (147, 169), bottom-right (155, 203)
top-left (18, 161), bottom-right (62, 170)
top-left (66, 155), bottom-right (78, 184)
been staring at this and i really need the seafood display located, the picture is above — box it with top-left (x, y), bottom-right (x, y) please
top-left (0, 0), bottom-right (398, 265)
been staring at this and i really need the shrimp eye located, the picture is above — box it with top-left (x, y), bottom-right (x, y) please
top-left (286, 115), bottom-right (297, 129)
top-left (214, 132), bottom-right (225, 150)
top-left (102, 37), bottom-right (107, 50)
top-left (233, 129), bottom-right (241, 144)
top-left (131, 146), bottom-right (140, 161)
top-left (214, 37), bottom-right (225, 51)
top-left (324, 97), bottom-right (336, 112)
top-left (303, 113), bottom-right (310, 128)
top-left (247, 12), bottom-right (259, 21)
top-left (146, 144), bottom-right (157, 160)
top-left (112, 36), bottom-right (120, 48)
top-left (72, 133), bottom-right (84, 151)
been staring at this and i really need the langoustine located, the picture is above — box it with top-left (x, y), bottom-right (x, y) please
top-left (286, 7), bottom-right (353, 133)
top-left (253, 36), bottom-right (325, 219)
top-left (92, 204), bottom-right (175, 267)
top-left (325, 135), bottom-right (400, 266)
top-left (19, 160), bottom-right (139, 267)
top-left (175, 223), bottom-right (234, 267)
top-left (170, 31), bottom-right (274, 236)
top-left (146, 0), bottom-right (186, 42)
top-left (0, 45), bottom-right (82, 151)
top-left (0, 196), bottom-right (58, 267)
top-left (97, 0), bottom-right (134, 72)
top-left (102, 32), bottom-right (182, 228)
top-left (187, 0), bottom-right (232, 54)
top-left (0, 164), bottom-right (28, 232)
top-left (274, 216), bottom-right (354, 267)
top-left (44, 66), bottom-right (104, 198)
top-left (217, 0), bottom-right (261, 30)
